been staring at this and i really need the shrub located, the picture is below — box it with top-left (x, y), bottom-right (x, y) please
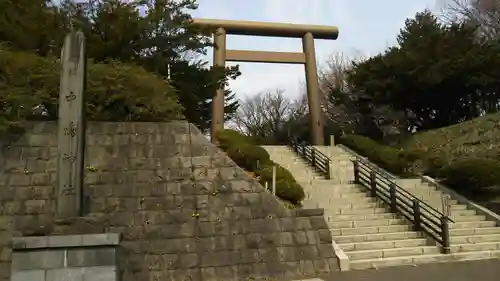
top-left (257, 163), bottom-right (295, 184)
top-left (420, 154), bottom-right (449, 177)
top-left (438, 158), bottom-right (500, 193)
top-left (273, 180), bottom-right (305, 205)
top-left (217, 129), bottom-right (304, 205)
top-left (217, 129), bottom-right (250, 150)
top-left (0, 48), bottom-right (183, 132)
top-left (338, 134), bottom-right (416, 176)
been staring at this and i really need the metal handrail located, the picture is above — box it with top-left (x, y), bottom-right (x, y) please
top-left (353, 158), bottom-right (453, 254)
top-left (289, 139), bottom-right (331, 179)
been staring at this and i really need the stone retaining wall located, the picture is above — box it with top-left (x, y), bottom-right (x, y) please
top-left (11, 233), bottom-right (119, 281)
top-left (0, 121), bottom-right (338, 281)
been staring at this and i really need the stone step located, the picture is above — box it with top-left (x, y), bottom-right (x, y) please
top-left (349, 250), bottom-right (500, 270)
top-left (305, 188), bottom-right (362, 194)
top-left (450, 227), bottom-right (500, 236)
top-left (325, 207), bottom-right (390, 216)
top-left (448, 209), bottom-right (477, 216)
top-left (397, 188), bottom-right (443, 196)
top-left (451, 233), bottom-right (500, 244)
top-left (450, 221), bottom-right (497, 229)
top-left (327, 213), bottom-right (396, 222)
top-left (330, 224), bottom-right (414, 236)
top-left (419, 203), bottom-right (466, 212)
top-left (309, 191), bottom-right (368, 199)
top-left (333, 231), bottom-right (423, 243)
top-left (450, 215), bottom-right (486, 222)
top-left (347, 246), bottom-right (440, 260)
top-left (305, 188), bottom-right (362, 195)
top-left (307, 202), bottom-right (379, 210)
top-left (301, 183), bottom-right (358, 189)
top-left (317, 198), bottom-right (379, 206)
top-left (339, 238), bottom-right (429, 251)
top-left (328, 218), bottom-right (407, 229)
top-left (451, 241), bottom-right (500, 252)
top-left (305, 189), bottom-right (368, 197)
top-left (324, 199), bottom-right (382, 207)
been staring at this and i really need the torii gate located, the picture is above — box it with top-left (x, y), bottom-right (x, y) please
top-left (193, 18), bottom-right (339, 145)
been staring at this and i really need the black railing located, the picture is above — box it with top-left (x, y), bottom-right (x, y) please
top-left (289, 139), bottom-right (331, 179)
top-left (353, 158), bottom-right (453, 254)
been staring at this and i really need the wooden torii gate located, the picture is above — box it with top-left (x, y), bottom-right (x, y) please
top-left (193, 18), bottom-right (339, 145)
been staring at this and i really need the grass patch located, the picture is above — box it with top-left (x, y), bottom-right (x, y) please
top-left (399, 114), bottom-right (500, 212)
top-left (400, 113), bottom-right (500, 165)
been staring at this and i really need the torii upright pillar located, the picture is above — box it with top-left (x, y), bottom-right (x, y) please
top-left (194, 19), bottom-right (339, 145)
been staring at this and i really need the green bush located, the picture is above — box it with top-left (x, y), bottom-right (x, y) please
top-left (438, 158), bottom-right (500, 193)
top-left (217, 129), bottom-right (250, 150)
top-left (0, 48), bottom-right (183, 132)
top-left (338, 134), bottom-right (416, 176)
top-left (218, 130), bottom-right (271, 170)
top-left (257, 163), bottom-right (295, 183)
top-left (217, 129), bottom-right (305, 205)
top-left (273, 180), bottom-right (305, 205)
top-left (420, 154), bottom-right (449, 177)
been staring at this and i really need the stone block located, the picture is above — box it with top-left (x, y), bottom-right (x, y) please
top-left (67, 248), bottom-right (116, 267)
top-left (11, 236), bottom-right (48, 250)
top-left (46, 268), bottom-right (84, 281)
top-left (8, 174), bottom-right (30, 187)
top-left (30, 173), bottom-right (51, 186)
top-left (309, 216), bottom-right (329, 229)
top-left (200, 267), bottom-right (217, 281)
top-left (239, 249), bottom-right (260, 264)
top-left (48, 235), bottom-right (82, 248)
top-left (200, 251), bottom-right (239, 267)
top-left (81, 234), bottom-right (120, 247)
top-left (178, 253), bottom-right (199, 269)
top-left (12, 250), bottom-right (64, 271)
top-left (317, 230), bottom-right (333, 243)
top-left (318, 244), bottom-right (335, 258)
top-left (293, 231), bottom-right (309, 245)
top-left (279, 232), bottom-right (295, 245)
top-left (11, 270), bottom-right (45, 281)
top-left (83, 266), bottom-right (117, 281)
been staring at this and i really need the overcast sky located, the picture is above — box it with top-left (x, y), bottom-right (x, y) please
top-left (191, 0), bottom-right (442, 100)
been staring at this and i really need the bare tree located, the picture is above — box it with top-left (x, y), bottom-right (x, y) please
top-left (441, 0), bottom-right (500, 40)
top-left (232, 89), bottom-right (308, 143)
top-left (317, 51), bottom-right (418, 141)
top-left (317, 51), bottom-right (366, 133)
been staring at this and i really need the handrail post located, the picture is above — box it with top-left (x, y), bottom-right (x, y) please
top-left (369, 170), bottom-right (377, 198)
top-left (440, 215), bottom-right (451, 254)
top-left (325, 160), bottom-right (331, 179)
top-left (311, 149), bottom-right (316, 167)
top-left (353, 160), bottom-right (360, 183)
top-left (389, 182), bottom-right (397, 213)
top-left (412, 199), bottom-right (422, 231)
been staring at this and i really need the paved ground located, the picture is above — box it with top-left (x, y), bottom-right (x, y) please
top-left (315, 259), bottom-right (500, 281)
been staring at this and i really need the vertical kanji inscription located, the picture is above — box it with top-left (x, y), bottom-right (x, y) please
top-left (56, 31), bottom-right (87, 218)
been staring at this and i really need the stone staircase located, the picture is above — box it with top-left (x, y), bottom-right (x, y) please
top-left (262, 145), bottom-right (500, 270)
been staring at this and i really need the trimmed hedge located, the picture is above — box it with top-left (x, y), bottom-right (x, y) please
top-left (339, 135), bottom-right (500, 202)
top-left (338, 134), bottom-right (418, 176)
top-left (438, 158), bottom-right (500, 194)
top-left (217, 129), bottom-right (305, 205)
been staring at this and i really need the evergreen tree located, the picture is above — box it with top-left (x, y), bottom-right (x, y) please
top-left (348, 10), bottom-right (500, 131)
top-left (0, 0), bottom-right (241, 130)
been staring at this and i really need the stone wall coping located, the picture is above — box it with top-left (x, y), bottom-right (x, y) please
top-left (11, 233), bottom-right (120, 250)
